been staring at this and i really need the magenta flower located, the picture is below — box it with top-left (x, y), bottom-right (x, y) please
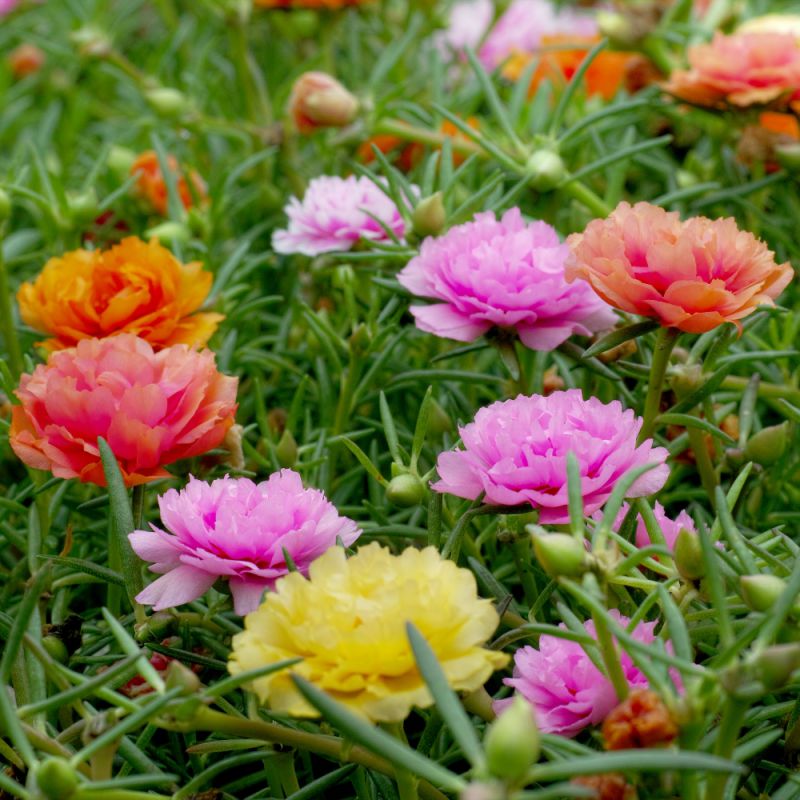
top-left (496, 611), bottom-right (673, 737)
top-left (432, 390), bottom-right (669, 524)
top-left (479, 0), bottom-right (597, 71)
top-left (397, 209), bottom-right (616, 349)
top-left (0, 0), bottom-right (20, 15)
top-left (129, 470), bottom-right (362, 615)
top-left (601, 502), bottom-right (696, 551)
top-left (272, 175), bottom-right (407, 256)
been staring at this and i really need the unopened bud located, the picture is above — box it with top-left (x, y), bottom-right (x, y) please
top-left (459, 782), bottom-right (505, 800)
top-left (67, 188), bottom-right (99, 225)
top-left (165, 660), bottom-right (202, 695)
top-left (288, 71), bottom-right (359, 134)
top-left (484, 696), bottom-right (540, 784)
top-left (276, 429), bottom-right (298, 468)
top-left (526, 149), bottom-right (566, 192)
top-left (428, 398), bottom-right (453, 435)
top-left (775, 142), bottom-right (800, 172)
top-left (531, 531), bottom-right (586, 578)
top-left (740, 574), bottom-right (787, 612)
top-left (755, 643), bottom-right (800, 690)
top-left (145, 87), bottom-right (192, 118)
top-left (70, 26), bottom-right (112, 58)
top-left (145, 221), bottom-right (190, 246)
top-left (42, 635), bottom-right (69, 664)
top-left (412, 192), bottom-right (446, 238)
top-left (674, 528), bottom-right (705, 581)
top-left (8, 43), bottom-right (45, 79)
top-left (744, 422), bottom-right (790, 466)
top-left (596, 11), bottom-right (640, 47)
top-left (349, 322), bottom-right (371, 357)
top-left (669, 363), bottom-right (705, 398)
top-left (35, 757), bottom-right (79, 799)
top-left (107, 145), bottom-right (136, 180)
top-left (0, 187), bottom-right (11, 221)
top-left (386, 473), bottom-right (426, 508)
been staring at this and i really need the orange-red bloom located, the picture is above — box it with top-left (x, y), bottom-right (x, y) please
top-left (7, 43), bottom-right (45, 78)
top-left (566, 202), bottom-right (794, 334)
top-left (504, 35), bottom-right (639, 100)
top-left (664, 32), bottom-right (800, 110)
top-left (10, 335), bottom-right (238, 487)
top-left (602, 689), bottom-right (679, 750)
top-left (17, 237), bottom-right (223, 351)
top-left (287, 71), bottom-right (359, 134)
top-left (131, 150), bottom-right (207, 215)
top-left (572, 774), bottom-right (637, 800)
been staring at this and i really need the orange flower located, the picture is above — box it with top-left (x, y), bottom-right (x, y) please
top-left (663, 32), bottom-right (800, 110)
top-left (131, 150), bottom-right (207, 215)
top-left (760, 111), bottom-right (800, 140)
top-left (572, 774), bottom-right (637, 800)
top-left (287, 71), bottom-right (359, 133)
top-left (17, 237), bottom-right (223, 351)
top-left (566, 201), bottom-right (794, 334)
top-left (255, 0), bottom-right (370, 7)
top-left (503, 35), bottom-right (639, 100)
top-left (7, 43), bottom-right (45, 78)
top-left (602, 689), bottom-right (679, 750)
top-left (10, 335), bottom-right (238, 487)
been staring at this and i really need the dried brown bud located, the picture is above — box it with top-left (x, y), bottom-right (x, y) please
top-left (602, 689), bottom-right (678, 750)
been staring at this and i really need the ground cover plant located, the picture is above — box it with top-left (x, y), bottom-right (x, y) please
top-left (2, 0), bottom-right (800, 798)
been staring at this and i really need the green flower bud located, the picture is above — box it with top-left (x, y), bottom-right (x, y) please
top-left (135, 610), bottom-right (175, 642)
top-left (67, 188), bottom-right (99, 225)
top-left (412, 192), bottom-right (447, 238)
top-left (674, 528), bottom-right (705, 581)
top-left (484, 696), bottom-right (540, 785)
top-left (70, 26), bottom-right (112, 58)
top-left (0, 187), bottom-right (11, 221)
top-left (669, 363), bottom-right (705, 398)
top-left (740, 574), bottom-right (787, 612)
top-left (187, 207), bottom-right (210, 239)
top-left (525, 150), bottom-right (566, 192)
top-left (386, 473), bottom-right (426, 508)
top-left (145, 221), bottom-right (190, 246)
top-left (744, 422), bottom-right (790, 466)
top-left (754, 643), bottom-right (800, 690)
top-left (145, 87), bottom-right (192, 118)
top-left (775, 142), bottom-right (800, 172)
top-left (532, 532), bottom-right (586, 578)
top-left (35, 757), bottom-right (79, 800)
top-left (276, 429), bottom-right (298, 469)
top-left (165, 660), bottom-right (202, 695)
top-left (427, 398), bottom-right (453, 435)
top-left (41, 635), bottom-right (69, 664)
top-left (459, 782), bottom-right (505, 800)
top-left (289, 10), bottom-right (319, 38)
top-left (107, 145), bottom-right (136, 180)
top-left (596, 11), bottom-right (640, 47)
top-left (348, 322), bottom-right (371, 357)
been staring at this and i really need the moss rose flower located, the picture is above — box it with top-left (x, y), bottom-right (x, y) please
top-left (397, 209), bottom-right (617, 350)
top-left (228, 543), bottom-right (508, 722)
top-left (9, 335), bottom-right (238, 487)
top-left (130, 471), bottom-right (362, 615)
top-left (433, 390), bottom-right (669, 524)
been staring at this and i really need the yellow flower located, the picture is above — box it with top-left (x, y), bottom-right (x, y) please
top-left (228, 543), bottom-right (508, 723)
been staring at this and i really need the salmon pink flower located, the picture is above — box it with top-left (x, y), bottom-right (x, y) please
top-left (9, 335), bottom-right (238, 487)
top-left (130, 471), bottom-right (362, 615)
top-left (433, 390), bottom-right (669, 524)
top-left (566, 202), bottom-right (793, 334)
top-left (17, 237), bottom-right (223, 351)
top-left (663, 32), bottom-right (800, 109)
top-left (496, 611), bottom-right (676, 737)
top-left (273, 176), bottom-right (408, 256)
top-left (397, 208), bottom-right (617, 349)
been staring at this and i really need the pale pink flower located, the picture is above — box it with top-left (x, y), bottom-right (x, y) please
top-left (479, 0), bottom-right (597, 70)
top-left (434, 0), bottom-right (494, 57)
top-left (273, 175), bottom-right (407, 256)
top-left (600, 501), bottom-right (696, 551)
top-left (496, 611), bottom-right (674, 737)
top-left (130, 471), bottom-right (362, 615)
top-left (0, 0), bottom-right (20, 15)
top-left (397, 208), bottom-right (616, 349)
top-left (432, 390), bottom-right (669, 524)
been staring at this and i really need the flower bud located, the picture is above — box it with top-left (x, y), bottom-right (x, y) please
top-left (484, 696), bottom-right (540, 784)
top-left (70, 26), bottom-right (112, 58)
top-left (67, 188), bottom-right (99, 226)
top-left (673, 528), bottom-right (705, 581)
top-left (669, 363), bottom-right (705, 398)
top-left (165, 659), bottom-right (202, 695)
top-left (740, 574), bottom-right (787, 612)
top-left (8, 43), bottom-right (45, 79)
top-left (145, 87), bottom-right (193, 118)
top-left (744, 422), bottom-right (790, 466)
top-left (145, 221), bottom-right (190, 246)
top-left (531, 532), bottom-right (586, 578)
top-left (459, 782), bottom-right (506, 800)
top-left (526, 149), bottom-right (566, 192)
top-left (107, 145), bottom-right (136, 180)
top-left (288, 71), bottom-right (359, 134)
top-left (412, 192), bottom-right (446, 238)
top-left (276, 429), bottom-right (298, 469)
top-left (0, 187), bottom-right (11, 221)
top-left (596, 11), bottom-right (640, 47)
top-left (428, 398), bottom-right (453, 435)
top-left (754, 643), bottom-right (800, 690)
top-left (42, 635), bottom-right (69, 664)
top-left (35, 757), bottom-right (79, 800)
top-left (775, 142), bottom-right (800, 172)
top-left (386, 473), bottom-right (426, 508)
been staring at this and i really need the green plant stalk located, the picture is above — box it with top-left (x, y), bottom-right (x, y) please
top-left (160, 708), bottom-right (448, 800)
top-left (386, 723), bottom-right (420, 800)
top-left (686, 420), bottom-right (718, 510)
top-left (560, 178), bottom-right (613, 217)
top-left (591, 609), bottom-right (629, 702)
top-left (228, 15), bottom-right (273, 126)
top-left (639, 327), bottom-right (681, 443)
top-left (373, 119), bottom-right (481, 157)
top-left (0, 228), bottom-right (23, 378)
top-left (511, 538), bottom-right (539, 612)
top-left (721, 375), bottom-right (800, 406)
top-left (705, 697), bottom-right (749, 800)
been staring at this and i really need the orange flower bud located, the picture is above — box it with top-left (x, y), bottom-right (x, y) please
top-left (602, 689), bottom-right (678, 751)
top-left (130, 150), bottom-right (207, 216)
top-left (8, 43), bottom-right (45, 78)
top-left (572, 774), bottom-right (637, 800)
top-left (288, 71), bottom-right (359, 134)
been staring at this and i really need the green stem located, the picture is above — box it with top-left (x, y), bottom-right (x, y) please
top-left (228, 14), bottom-right (273, 126)
top-left (131, 484), bottom-right (145, 532)
top-left (721, 375), bottom-right (800, 406)
top-left (705, 697), bottom-right (749, 800)
top-left (373, 119), bottom-right (481, 158)
top-left (386, 723), bottom-right (419, 800)
top-left (639, 326), bottom-right (681, 443)
top-left (591, 609), bottom-right (629, 702)
top-left (0, 227), bottom-right (23, 378)
top-left (511, 538), bottom-right (539, 613)
top-left (686, 416), bottom-right (718, 510)
top-left (560, 179), bottom-right (613, 217)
